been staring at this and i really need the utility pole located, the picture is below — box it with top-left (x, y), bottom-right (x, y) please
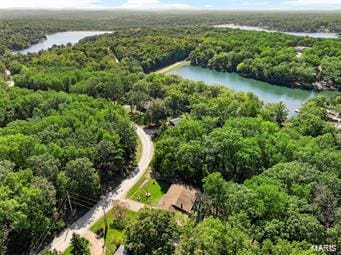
top-left (102, 207), bottom-right (108, 255)
top-left (66, 191), bottom-right (73, 214)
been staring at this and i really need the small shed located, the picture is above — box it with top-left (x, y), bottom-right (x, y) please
top-left (123, 105), bottom-right (132, 111)
top-left (158, 184), bottom-right (198, 215)
top-left (141, 102), bottom-right (151, 112)
top-left (294, 46), bottom-right (308, 53)
top-left (336, 122), bottom-right (341, 130)
top-left (294, 46), bottom-right (309, 58)
top-left (169, 117), bottom-right (182, 126)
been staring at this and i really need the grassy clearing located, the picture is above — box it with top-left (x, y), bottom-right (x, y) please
top-left (90, 208), bottom-right (137, 255)
top-left (129, 178), bottom-right (169, 206)
top-left (127, 166), bottom-right (151, 198)
top-left (155, 60), bottom-right (190, 74)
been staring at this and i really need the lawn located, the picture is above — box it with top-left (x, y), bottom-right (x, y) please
top-left (134, 133), bottom-right (142, 165)
top-left (90, 208), bottom-right (137, 255)
top-left (127, 165), bottom-right (151, 198)
top-left (128, 177), bottom-right (170, 206)
top-left (63, 246), bottom-right (72, 255)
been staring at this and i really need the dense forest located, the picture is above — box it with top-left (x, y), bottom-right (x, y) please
top-left (1, 10), bottom-right (341, 32)
top-left (0, 10), bottom-right (340, 52)
top-left (2, 27), bottom-right (340, 91)
top-left (0, 21), bottom-right (65, 52)
top-left (121, 73), bottom-right (340, 254)
top-left (189, 29), bottom-right (341, 90)
top-left (0, 86), bottom-right (137, 254)
top-left (0, 13), bottom-right (340, 255)
top-left (148, 86), bottom-right (341, 255)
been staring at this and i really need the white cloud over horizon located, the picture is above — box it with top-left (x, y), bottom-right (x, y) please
top-left (284, 0), bottom-right (341, 5)
top-left (0, 0), bottom-right (340, 10)
top-left (121, 0), bottom-right (192, 9)
top-left (0, 0), bottom-right (104, 9)
top-left (0, 0), bottom-right (193, 9)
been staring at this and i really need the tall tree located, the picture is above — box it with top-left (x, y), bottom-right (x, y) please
top-left (71, 234), bottom-right (90, 255)
top-left (125, 209), bottom-right (179, 255)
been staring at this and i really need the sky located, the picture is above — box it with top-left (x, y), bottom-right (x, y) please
top-left (0, 0), bottom-right (340, 10)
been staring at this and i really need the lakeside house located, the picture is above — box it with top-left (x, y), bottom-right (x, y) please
top-left (294, 46), bottom-right (309, 58)
top-left (327, 109), bottom-right (341, 130)
top-left (158, 184), bottom-right (198, 215)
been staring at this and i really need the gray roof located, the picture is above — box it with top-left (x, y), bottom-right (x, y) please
top-left (169, 118), bottom-right (182, 126)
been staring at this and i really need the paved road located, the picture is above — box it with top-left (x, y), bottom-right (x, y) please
top-left (47, 125), bottom-right (154, 253)
top-left (119, 198), bottom-right (147, 212)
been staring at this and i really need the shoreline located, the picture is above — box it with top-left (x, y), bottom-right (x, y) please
top-left (155, 60), bottom-right (190, 74)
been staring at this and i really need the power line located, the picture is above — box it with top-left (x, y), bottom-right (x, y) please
top-left (67, 191), bottom-right (99, 203)
top-left (29, 196), bottom-right (67, 253)
top-left (29, 192), bottom-right (100, 255)
top-left (29, 195), bottom-right (67, 255)
top-left (69, 195), bottom-right (96, 207)
top-left (70, 200), bottom-right (93, 210)
top-left (66, 192), bottom-right (74, 215)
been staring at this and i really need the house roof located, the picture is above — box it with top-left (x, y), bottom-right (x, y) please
top-left (169, 117), bottom-right (182, 126)
top-left (158, 184), bottom-right (198, 214)
top-left (294, 46), bottom-right (308, 52)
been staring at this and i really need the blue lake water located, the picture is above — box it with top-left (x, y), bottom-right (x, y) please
top-left (214, 24), bottom-right (339, 39)
top-left (169, 64), bottom-right (317, 116)
top-left (16, 31), bottom-right (111, 54)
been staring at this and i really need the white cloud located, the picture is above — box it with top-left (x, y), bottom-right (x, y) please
top-left (0, 0), bottom-right (193, 10)
top-left (120, 0), bottom-right (192, 9)
top-left (283, 0), bottom-right (341, 7)
top-left (0, 0), bottom-right (340, 10)
top-left (0, 0), bottom-right (105, 9)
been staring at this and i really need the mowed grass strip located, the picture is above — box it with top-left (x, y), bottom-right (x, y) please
top-left (129, 178), bottom-right (170, 206)
top-left (90, 208), bottom-right (137, 255)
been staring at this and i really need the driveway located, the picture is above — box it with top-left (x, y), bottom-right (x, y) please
top-left (47, 125), bottom-right (154, 253)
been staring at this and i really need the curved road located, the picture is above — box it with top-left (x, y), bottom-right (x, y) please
top-left (48, 125), bottom-right (153, 253)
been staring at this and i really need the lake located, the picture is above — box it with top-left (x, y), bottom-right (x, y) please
top-left (214, 24), bottom-right (339, 39)
top-left (16, 31), bottom-right (111, 54)
top-left (169, 64), bottom-right (317, 116)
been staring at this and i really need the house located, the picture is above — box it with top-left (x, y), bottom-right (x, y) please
top-left (336, 122), bottom-right (341, 130)
top-left (294, 46), bottom-right (308, 53)
top-left (294, 46), bottom-right (309, 58)
top-left (158, 184), bottom-right (198, 215)
top-left (326, 110), bottom-right (341, 131)
top-left (123, 105), bottom-right (132, 111)
top-left (141, 102), bottom-right (151, 112)
top-left (169, 117), bottom-right (182, 126)
top-left (327, 110), bottom-right (341, 122)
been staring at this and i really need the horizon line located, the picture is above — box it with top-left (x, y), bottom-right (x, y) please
top-left (1, 8), bottom-right (341, 11)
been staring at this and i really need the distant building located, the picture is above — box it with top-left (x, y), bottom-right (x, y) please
top-left (294, 46), bottom-right (308, 53)
top-left (169, 117), bottom-right (182, 126)
top-left (158, 184), bottom-right (198, 215)
top-left (294, 46), bottom-right (309, 58)
top-left (141, 102), bottom-right (151, 112)
top-left (336, 122), bottom-right (341, 130)
top-left (123, 105), bottom-right (132, 111)
top-left (327, 110), bottom-right (341, 122)
top-left (326, 110), bottom-right (341, 130)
